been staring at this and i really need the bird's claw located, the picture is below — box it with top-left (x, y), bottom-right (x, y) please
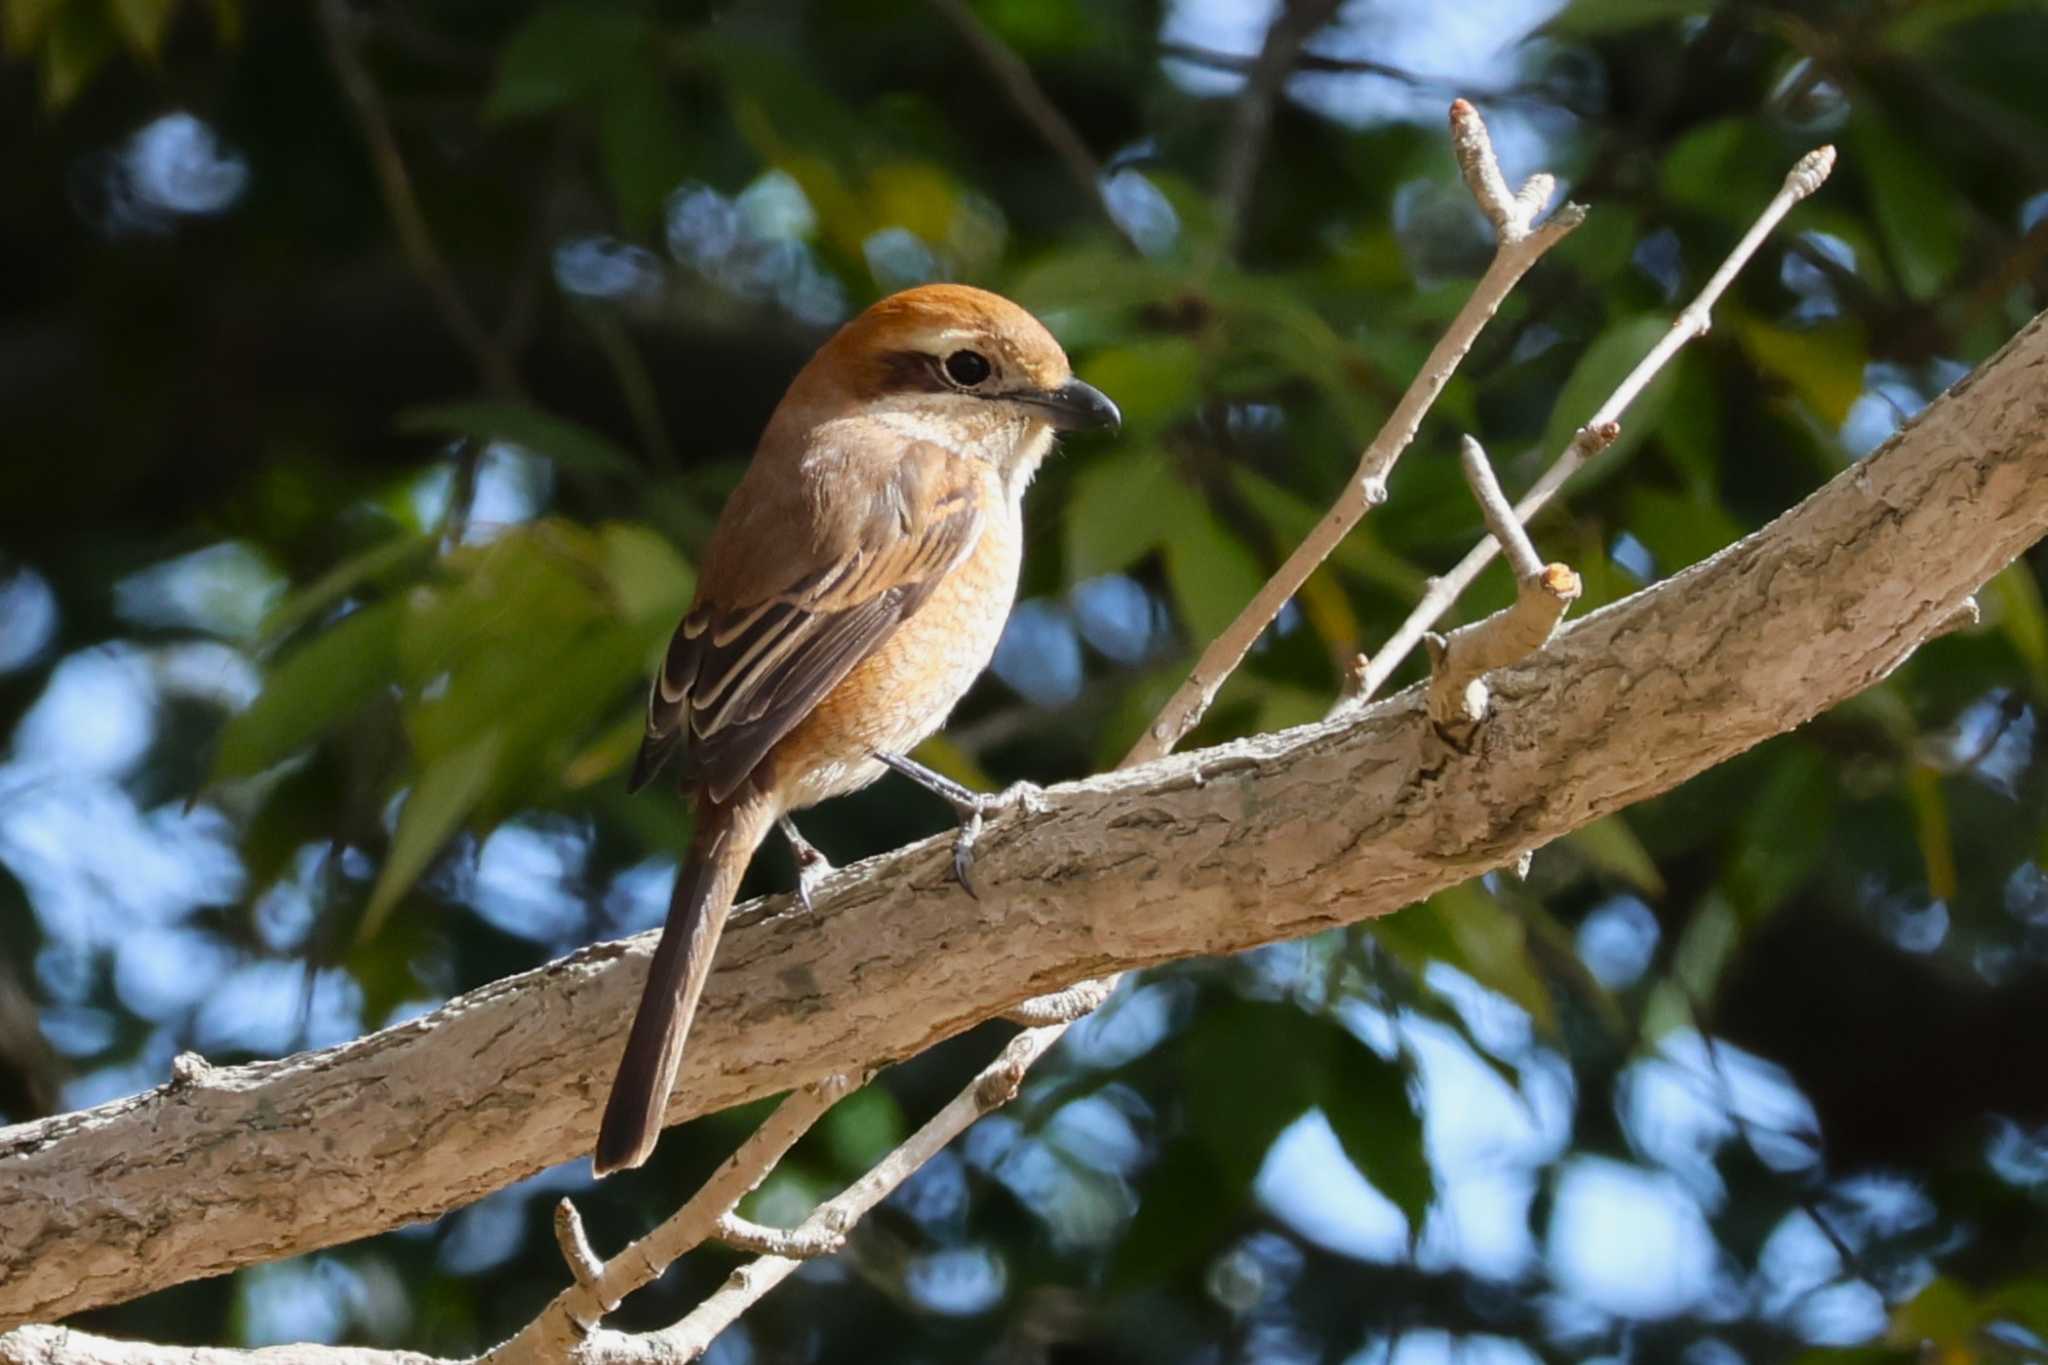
top-left (948, 781), bottom-right (1043, 900)
top-left (792, 852), bottom-right (834, 914)
top-left (873, 752), bottom-right (1042, 900)
top-left (779, 815), bottom-right (834, 913)
top-left (952, 805), bottom-right (986, 900)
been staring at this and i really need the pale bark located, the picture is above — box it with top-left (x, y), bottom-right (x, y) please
top-left (0, 1325), bottom-right (436, 1365)
top-left (4, 307), bottom-right (2047, 1330)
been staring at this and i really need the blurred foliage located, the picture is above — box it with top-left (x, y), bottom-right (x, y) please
top-left (5, 0), bottom-right (2048, 1361)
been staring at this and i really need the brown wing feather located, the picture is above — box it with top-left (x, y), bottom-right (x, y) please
top-left (629, 439), bottom-right (984, 803)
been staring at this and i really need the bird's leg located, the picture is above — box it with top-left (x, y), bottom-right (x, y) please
top-left (778, 815), bottom-right (834, 914)
top-left (874, 751), bottom-right (1038, 899)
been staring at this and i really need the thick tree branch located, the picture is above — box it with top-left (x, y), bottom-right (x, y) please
top-left (6, 305), bottom-right (2047, 1331)
top-left (0, 1327), bottom-right (435, 1365)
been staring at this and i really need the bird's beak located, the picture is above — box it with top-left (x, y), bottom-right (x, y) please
top-left (1019, 377), bottom-right (1121, 433)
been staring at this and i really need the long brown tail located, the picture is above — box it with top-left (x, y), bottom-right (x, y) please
top-left (594, 792), bottom-right (774, 1175)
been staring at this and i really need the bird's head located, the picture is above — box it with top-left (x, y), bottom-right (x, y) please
top-left (779, 283), bottom-right (1120, 485)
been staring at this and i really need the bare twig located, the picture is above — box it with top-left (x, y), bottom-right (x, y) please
top-left (713, 1214), bottom-right (844, 1260)
top-left (642, 1027), bottom-right (1061, 1360)
top-left (484, 1074), bottom-right (861, 1365)
top-left (926, 0), bottom-right (1138, 253)
top-left (1209, 0), bottom-right (1345, 266)
top-left (1424, 438), bottom-right (1582, 731)
top-left (1161, 40), bottom-right (1539, 101)
top-left (1125, 99), bottom-right (1585, 767)
top-left (1347, 145), bottom-right (1837, 708)
top-left (315, 0), bottom-right (521, 399)
top-left (551, 1202), bottom-right (606, 1310)
top-left (1455, 435), bottom-right (1544, 581)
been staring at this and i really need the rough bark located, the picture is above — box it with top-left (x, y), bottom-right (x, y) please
top-left (0, 1325), bottom-right (436, 1365)
top-left (3, 308), bottom-right (2045, 1330)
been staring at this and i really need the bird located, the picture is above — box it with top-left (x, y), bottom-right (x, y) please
top-left (595, 283), bottom-right (1120, 1175)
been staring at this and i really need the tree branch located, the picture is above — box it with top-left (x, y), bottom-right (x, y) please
top-left (1208, 0), bottom-right (1345, 266)
top-left (1348, 145), bottom-right (1837, 707)
top-left (1423, 437), bottom-right (1582, 735)
top-left (7, 301), bottom-right (2047, 1330)
top-left (925, 0), bottom-right (1138, 253)
top-left (315, 0), bottom-right (521, 400)
top-left (483, 1075), bottom-right (860, 1365)
top-left (1125, 99), bottom-right (1585, 767)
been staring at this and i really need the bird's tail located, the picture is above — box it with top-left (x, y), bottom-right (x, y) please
top-left (594, 791), bottom-right (775, 1175)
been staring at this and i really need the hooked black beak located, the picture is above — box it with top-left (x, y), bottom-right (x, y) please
top-left (1019, 377), bottom-right (1121, 433)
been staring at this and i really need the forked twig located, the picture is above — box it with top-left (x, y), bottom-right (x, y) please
top-left (1348, 146), bottom-right (1837, 708)
top-left (1124, 99), bottom-right (1586, 767)
top-left (1424, 437), bottom-right (1582, 731)
top-left (485, 1074), bottom-right (861, 1365)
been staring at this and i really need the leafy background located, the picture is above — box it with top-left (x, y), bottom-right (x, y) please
top-left (5, 0), bottom-right (2048, 1361)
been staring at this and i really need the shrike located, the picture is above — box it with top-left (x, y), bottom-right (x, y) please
top-left (597, 283), bottom-right (1120, 1174)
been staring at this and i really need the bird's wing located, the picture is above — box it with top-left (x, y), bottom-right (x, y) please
top-left (629, 439), bottom-right (986, 804)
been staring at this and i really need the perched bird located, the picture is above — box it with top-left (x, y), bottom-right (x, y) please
top-left (597, 283), bottom-right (1120, 1175)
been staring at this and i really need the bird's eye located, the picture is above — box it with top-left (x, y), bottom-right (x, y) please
top-left (943, 350), bottom-right (993, 386)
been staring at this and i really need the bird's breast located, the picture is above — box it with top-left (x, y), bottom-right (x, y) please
top-left (775, 489), bottom-right (1023, 810)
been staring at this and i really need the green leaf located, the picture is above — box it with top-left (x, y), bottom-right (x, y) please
top-left (1564, 814), bottom-right (1667, 897)
top-left (1853, 112), bottom-right (1963, 301)
top-left (599, 58), bottom-right (691, 237)
top-left (398, 402), bottom-right (639, 476)
top-left (1183, 1003), bottom-right (1317, 1174)
top-left (1109, 1000), bottom-right (1318, 1289)
top-left (1736, 316), bottom-right (1869, 426)
top-left (108, 0), bottom-right (175, 57)
top-left (360, 731), bottom-right (503, 942)
top-left (1077, 338), bottom-right (1202, 438)
top-left (5, 0), bottom-right (65, 51)
top-left (1063, 446), bottom-right (1188, 579)
top-left (1656, 343), bottom-right (1724, 500)
top-left (259, 533), bottom-right (432, 651)
top-left (484, 5), bottom-right (646, 120)
top-left (1108, 1137), bottom-right (1245, 1290)
top-left (1989, 563), bottom-right (2048, 700)
top-left (212, 601), bottom-right (402, 782)
top-left (1234, 470), bottom-right (1430, 601)
top-left (1659, 120), bottom-right (1782, 222)
top-left (1643, 893), bottom-right (1741, 1038)
top-left (1904, 764), bottom-right (1959, 903)
top-left (1317, 1036), bottom-right (1432, 1233)
top-left (1162, 514), bottom-right (1265, 645)
top-left (599, 522), bottom-right (694, 625)
top-left (1724, 748), bottom-right (1836, 921)
top-left (1381, 885), bottom-right (1556, 1032)
top-left (817, 1085), bottom-right (903, 1176)
top-left (41, 0), bottom-right (117, 108)
top-left (1623, 486), bottom-right (1747, 573)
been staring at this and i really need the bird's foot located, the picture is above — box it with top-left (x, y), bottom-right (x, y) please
top-left (778, 815), bottom-right (835, 914)
top-left (874, 752), bottom-right (1043, 899)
